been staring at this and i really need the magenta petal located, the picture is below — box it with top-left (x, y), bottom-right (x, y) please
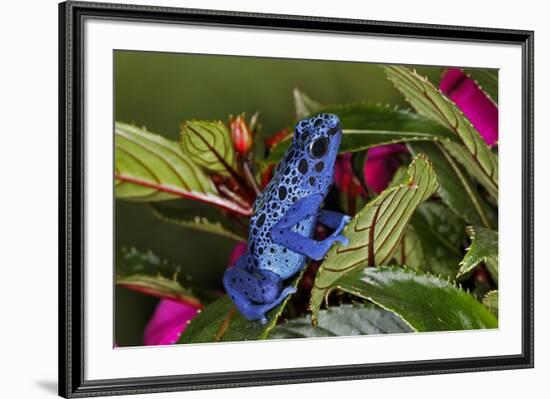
top-left (367, 144), bottom-right (407, 159)
top-left (227, 242), bottom-right (247, 268)
top-left (364, 157), bottom-right (398, 193)
top-left (143, 299), bottom-right (199, 346)
top-left (440, 68), bottom-right (498, 146)
top-left (439, 68), bottom-right (464, 93)
top-left (364, 144), bottom-right (407, 193)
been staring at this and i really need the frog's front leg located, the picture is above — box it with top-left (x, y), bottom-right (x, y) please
top-left (272, 194), bottom-right (349, 261)
top-left (223, 256), bottom-right (296, 324)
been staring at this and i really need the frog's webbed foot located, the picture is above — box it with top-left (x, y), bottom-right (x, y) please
top-left (318, 209), bottom-right (352, 236)
top-left (255, 286), bottom-right (297, 324)
top-left (336, 215), bottom-right (352, 235)
top-left (328, 232), bottom-right (349, 247)
top-left (317, 209), bottom-right (351, 249)
top-left (223, 262), bottom-right (295, 323)
top-left (228, 283), bottom-right (296, 324)
top-left (306, 232), bottom-right (349, 260)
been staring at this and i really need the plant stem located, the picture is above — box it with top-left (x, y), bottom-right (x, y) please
top-left (243, 160), bottom-right (261, 196)
top-left (115, 174), bottom-right (253, 216)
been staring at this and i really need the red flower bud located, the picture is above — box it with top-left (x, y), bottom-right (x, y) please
top-left (230, 115), bottom-right (253, 155)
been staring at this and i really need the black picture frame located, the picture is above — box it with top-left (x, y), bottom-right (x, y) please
top-left (59, 1), bottom-right (534, 397)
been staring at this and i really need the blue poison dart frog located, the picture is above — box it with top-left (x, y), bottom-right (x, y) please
top-left (223, 113), bottom-right (351, 323)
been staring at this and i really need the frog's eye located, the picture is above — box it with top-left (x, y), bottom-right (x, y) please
top-left (309, 137), bottom-right (328, 159)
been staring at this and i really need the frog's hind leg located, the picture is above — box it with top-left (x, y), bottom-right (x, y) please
top-left (272, 194), bottom-right (349, 261)
top-left (223, 255), bottom-right (296, 324)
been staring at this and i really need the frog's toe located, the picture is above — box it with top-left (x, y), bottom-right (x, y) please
top-left (260, 316), bottom-right (268, 325)
top-left (309, 249), bottom-right (327, 261)
top-left (335, 234), bottom-right (350, 247)
top-left (276, 286), bottom-right (297, 302)
top-left (281, 286), bottom-right (297, 297)
top-left (335, 215), bottom-right (352, 235)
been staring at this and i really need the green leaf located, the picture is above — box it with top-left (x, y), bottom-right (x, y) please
top-left (180, 120), bottom-right (238, 177)
top-left (383, 65), bottom-right (498, 200)
top-left (269, 303), bottom-right (412, 339)
top-left (263, 103), bottom-right (459, 165)
top-left (463, 68), bottom-right (498, 105)
top-left (393, 225), bottom-right (424, 269)
top-left (457, 226), bottom-right (498, 280)
top-left (293, 88), bottom-right (323, 120)
top-left (336, 266), bottom-right (498, 331)
top-left (335, 103), bottom-right (458, 153)
top-left (309, 155), bottom-right (439, 321)
top-left (482, 290), bottom-right (498, 316)
top-left (407, 202), bottom-right (467, 278)
top-left (115, 247), bottom-right (202, 307)
top-left (149, 203), bottom-right (247, 242)
top-left (441, 141), bottom-right (498, 200)
top-left (115, 122), bottom-right (216, 200)
top-left (408, 141), bottom-right (496, 228)
top-left (115, 122), bottom-right (252, 216)
top-left (178, 271), bottom-right (303, 344)
top-left (387, 165), bottom-right (410, 189)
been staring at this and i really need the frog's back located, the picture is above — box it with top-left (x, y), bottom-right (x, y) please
top-left (247, 113), bottom-right (341, 279)
top-left (248, 168), bottom-right (316, 278)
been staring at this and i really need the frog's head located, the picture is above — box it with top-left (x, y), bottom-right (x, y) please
top-left (295, 112), bottom-right (342, 165)
top-left (295, 113), bottom-right (342, 157)
top-left (291, 113), bottom-right (342, 193)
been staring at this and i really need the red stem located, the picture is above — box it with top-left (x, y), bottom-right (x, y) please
top-left (116, 174), bottom-right (253, 216)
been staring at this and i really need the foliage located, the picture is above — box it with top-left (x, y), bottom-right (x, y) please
top-left (383, 66), bottom-right (498, 200)
top-left (263, 102), bottom-right (458, 166)
top-left (115, 247), bottom-right (203, 307)
top-left (335, 267), bottom-right (497, 331)
top-left (408, 141), bottom-right (496, 228)
top-left (177, 271), bottom-right (304, 343)
top-left (115, 122), bottom-right (216, 200)
top-left (269, 303), bottom-right (412, 338)
top-left (457, 226), bottom-right (499, 281)
top-left (115, 64), bottom-right (499, 345)
top-left (482, 290), bottom-right (499, 316)
top-left (180, 120), bottom-right (237, 176)
top-left (407, 202), bottom-right (467, 278)
top-left (309, 154), bottom-right (438, 322)
top-left (463, 68), bottom-right (498, 105)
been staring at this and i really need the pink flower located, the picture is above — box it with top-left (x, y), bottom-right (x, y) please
top-left (335, 145), bottom-right (407, 196)
top-left (364, 144), bottom-right (407, 193)
top-left (143, 242), bottom-right (247, 346)
top-left (334, 153), bottom-right (365, 195)
top-left (440, 68), bottom-right (498, 146)
top-left (143, 299), bottom-right (200, 346)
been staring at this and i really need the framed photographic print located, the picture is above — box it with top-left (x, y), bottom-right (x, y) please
top-left (59, 1), bottom-right (534, 397)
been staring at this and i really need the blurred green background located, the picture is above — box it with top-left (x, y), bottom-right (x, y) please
top-left (114, 50), bottom-right (444, 346)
